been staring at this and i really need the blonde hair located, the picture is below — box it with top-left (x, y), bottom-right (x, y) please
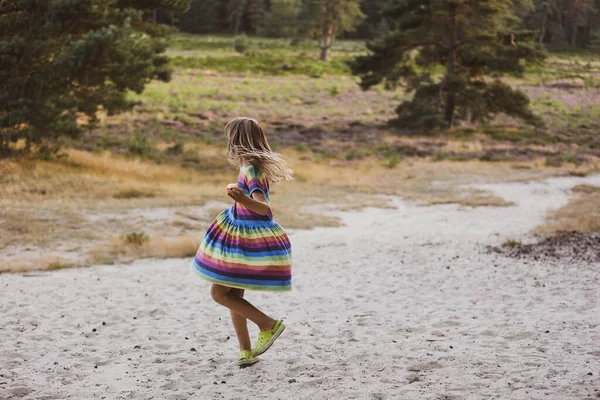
top-left (225, 117), bottom-right (293, 183)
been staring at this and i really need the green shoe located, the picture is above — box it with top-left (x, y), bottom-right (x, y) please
top-left (252, 320), bottom-right (285, 357)
top-left (236, 350), bottom-right (259, 368)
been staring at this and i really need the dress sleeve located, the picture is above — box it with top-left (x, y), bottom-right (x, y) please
top-left (244, 165), bottom-right (268, 197)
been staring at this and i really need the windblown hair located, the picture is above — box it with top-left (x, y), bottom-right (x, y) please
top-left (225, 117), bottom-right (293, 183)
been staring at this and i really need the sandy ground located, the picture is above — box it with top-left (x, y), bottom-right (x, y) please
top-left (1, 175), bottom-right (599, 400)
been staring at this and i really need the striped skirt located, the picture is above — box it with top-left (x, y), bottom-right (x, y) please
top-left (191, 207), bottom-right (292, 292)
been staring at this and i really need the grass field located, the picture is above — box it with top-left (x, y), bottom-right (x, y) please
top-left (1, 33), bottom-right (599, 272)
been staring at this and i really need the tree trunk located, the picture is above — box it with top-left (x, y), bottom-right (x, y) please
top-left (153, 9), bottom-right (158, 24)
top-left (320, 46), bottom-right (328, 61)
top-left (444, 4), bottom-right (457, 127)
top-left (539, 8), bottom-right (548, 44)
top-left (319, 23), bottom-right (335, 61)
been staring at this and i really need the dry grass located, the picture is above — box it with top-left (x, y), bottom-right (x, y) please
top-left (1, 149), bottom-right (594, 273)
top-left (91, 234), bottom-right (202, 265)
top-left (537, 184), bottom-right (600, 234)
top-left (425, 193), bottom-right (515, 208)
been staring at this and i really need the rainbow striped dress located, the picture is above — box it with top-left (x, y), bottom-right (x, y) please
top-left (191, 164), bottom-right (292, 292)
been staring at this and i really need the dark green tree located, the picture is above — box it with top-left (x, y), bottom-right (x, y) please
top-left (259, 0), bottom-right (301, 37)
top-left (527, 0), bottom-right (600, 47)
top-left (298, 0), bottom-right (365, 61)
top-left (228, 0), bottom-right (248, 34)
top-left (179, 0), bottom-right (226, 33)
top-left (351, 0), bottom-right (546, 130)
top-left (352, 0), bottom-right (395, 40)
top-left (246, 0), bottom-right (266, 34)
top-left (0, 0), bottom-right (190, 156)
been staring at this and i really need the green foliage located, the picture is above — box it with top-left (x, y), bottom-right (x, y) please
top-left (383, 152), bottom-right (401, 168)
top-left (351, 0), bottom-right (547, 131)
top-left (298, 0), bottom-right (365, 60)
top-left (233, 34), bottom-right (250, 53)
top-left (178, 0), bottom-right (226, 34)
top-left (0, 0), bottom-right (190, 156)
top-left (128, 134), bottom-right (154, 157)
top-left (295, 143), bottom-right (310, 152)
top-left (259, 0), bottom-right (300, 38)
top-left (308, 65), bottom-right (325, 78)
top-left (545, 152), bottom-right (580, 166)
top-left (171, 53), bottom-right (352, 76)
top-left (526, 0), bottom-right (600, 48)
top-left (166, 141), bottom-right (186, 155)
top-left (329, 84), bottom-right (340, 96)
top-left (345, 149), bottom-right (365, 160)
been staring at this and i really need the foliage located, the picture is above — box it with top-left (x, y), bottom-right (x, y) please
top-left (0, 0), bottom-right (190, 156)
top-left (525, 0), bottom-right (600, 48)
top-left (298, 0), bottom-right (365, 60)
top-left (178, 0), bottom-right (226, 33)
top-left (233, 34), bottom-right (250, 53)
top-left (170, 52), bottom-right (352, 76)
top-left (259, 0), bottom-right (301, 38)
top-left (351, 0), bottom-right (547, 130)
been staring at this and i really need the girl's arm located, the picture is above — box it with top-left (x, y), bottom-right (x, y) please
top-left (227, 187), bottom-right (270, 215)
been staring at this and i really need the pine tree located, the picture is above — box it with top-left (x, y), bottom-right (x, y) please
top-left (260, 0), bottom-right (301, 37)
top-left (351, 0), bottom-right (546, 130)
top-left (298, 0), bottom-right (365, 61)
top-left (0, 0), bottom-right (190, 156)
top-left (526, 0), bottom-right (599, 47)
top-left (353, 0), bottom-right (394, 40)
top-left (179, 0), bottom-right (224, 33)
top-left (228, 0), bottom-right (248, 34)
top-left (246, 0), bottom-right (266, 34)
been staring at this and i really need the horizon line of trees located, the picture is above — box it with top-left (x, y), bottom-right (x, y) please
top-left (174, 0), bottom-right (600, 51)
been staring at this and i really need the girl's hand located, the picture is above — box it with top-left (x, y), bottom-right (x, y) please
top-left (227, 187), bottom-right (248, 204)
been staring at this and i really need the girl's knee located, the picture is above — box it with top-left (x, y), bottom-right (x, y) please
top-left (210, 285), bottom-right (228, 304)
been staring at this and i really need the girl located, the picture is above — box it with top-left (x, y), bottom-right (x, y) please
top-left (191, 117), bottom-right (293, 367)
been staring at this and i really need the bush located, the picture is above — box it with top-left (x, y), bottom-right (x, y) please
top-left (383, 152), bottom-right (402, 168)
top-left (166, 141), bottom-right (185, 155)
top-left (308, 65), bottom-right (325, 78)
top-left (233, 34), bottom-right (249, 53)
top-left (128, 134), bottom-right (153, 157)
top-left (330, 84), bottom-right (340, 96)
top-left (295, 143), bottom-right (310, 153)
top-left (122, 232), bottom-right (149, 246)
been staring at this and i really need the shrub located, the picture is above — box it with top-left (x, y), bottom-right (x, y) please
top-left (308, 65), bottom-right (324, 78)
top-left (121, 232), bottom-right (149, 246)
top-left (233, 34), bottom-right (249, 53)
top-left (501, 239), bottom-right (522, 248)
top-left (128, 134), bottom-right (153, 157)
top-left (383, 153), bottom-right (402, 168)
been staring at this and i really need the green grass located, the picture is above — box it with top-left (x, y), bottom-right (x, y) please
top-left (168, 33), bottom-right (366, 55)
top-left (170, 52), bottom-right (353, 76)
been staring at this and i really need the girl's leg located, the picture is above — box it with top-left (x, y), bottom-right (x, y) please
top-left (229, 288), bottom-right (251, 351)
top-left (211, 284), bottom-right (275, 332)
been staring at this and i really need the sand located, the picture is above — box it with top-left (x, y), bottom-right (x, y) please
top-left (1, 175), bottom-right (599, 400)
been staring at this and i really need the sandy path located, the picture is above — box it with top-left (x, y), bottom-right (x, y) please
top-left (1, 175), bottom-right (599, 400)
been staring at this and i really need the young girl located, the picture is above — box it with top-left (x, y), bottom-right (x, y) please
top-left (191, 117), bottom-right (293, 367)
